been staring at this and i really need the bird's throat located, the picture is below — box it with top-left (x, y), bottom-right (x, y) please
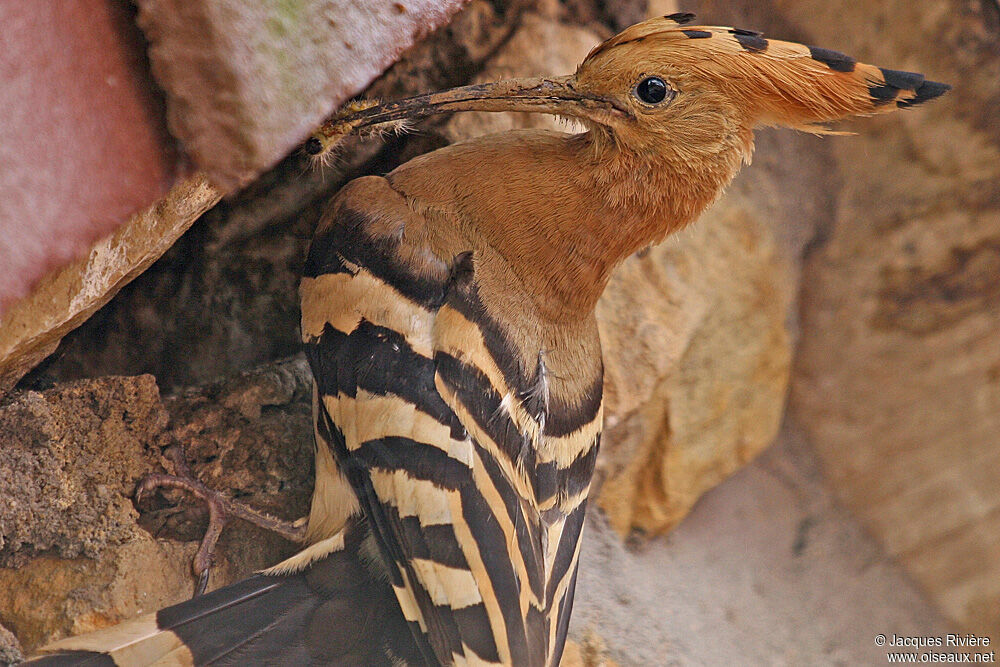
top-left (508, 130), bottom-right (747, 320)
top-left (387, 128), bottom-right (745, 322)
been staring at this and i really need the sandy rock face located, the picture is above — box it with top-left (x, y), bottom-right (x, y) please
top-left (0, 375), bottom-right (184, 651)
top-left (0, 361), bottom-right (314, 653)
top-left (0, 623), bottom-right (22, 665)
top-left (597, 193), bottom-right (793, 534)
top-left (0, 536), bottom-right (202, 653)
top-left (0, 376), bottom-right (166, 566)
top-left (595, 111), bottom-right (841, 535)
top-left (781, 0), bottom-right (1000, 632)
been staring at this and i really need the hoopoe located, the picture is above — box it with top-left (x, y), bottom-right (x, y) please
top-left (28, 13), bottom-right (948, 667)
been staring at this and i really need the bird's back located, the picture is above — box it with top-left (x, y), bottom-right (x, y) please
top-left (299, 170), bottom-right (604, 666)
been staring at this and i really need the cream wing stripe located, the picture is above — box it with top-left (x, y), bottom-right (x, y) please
top-left (301, 271), bottom-right (435, 357)
top-left (410, 558), bottom-right (484, 609)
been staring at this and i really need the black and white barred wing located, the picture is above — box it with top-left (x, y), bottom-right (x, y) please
top-left (300, 179), bottom-right (597, 667)
top-left (431, 258), bottom-right (601, 667)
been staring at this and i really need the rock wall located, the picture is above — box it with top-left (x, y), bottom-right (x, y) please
top-left (0, 362), bottom-right (313, 653)
top-left (0, 0), bottom-right (994, 662)
top-left (778, 0), bottom-right (1000, 634)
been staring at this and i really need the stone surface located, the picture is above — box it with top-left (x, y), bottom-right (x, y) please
top-left (0, 360), bottom-right (313, 652)
top-left (596, 187), bottom-right (794, 535)
top-left (571, 426), bottom-right (948, 665)
top-left (773, 0), bottom-right (1000, 633)
top-left (136, 0), bottom-right (468, 189)
top-left (0, 1), bottom-right (180, 317)
top-left (0, 621), bottom-right (24, 666)
top-left (596, 113), bottom-right (837, 534)
top-left (22, 0), bottom-right (521, 394)
top-left (0, 375), bottom-right (166, 567)
top-left (1, 0), bottom-right (476, 396)
top-left (139, 356), bottom-right (315, 541)
top-left (0, 174), bottom-right (222, 396)
top-left (0, 535), bottom-right (201, 653)
top-left (0, 375), bottom-right (190, 651)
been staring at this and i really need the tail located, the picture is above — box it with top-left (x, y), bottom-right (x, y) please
top-left (25, 530), bottom-right (427, 666)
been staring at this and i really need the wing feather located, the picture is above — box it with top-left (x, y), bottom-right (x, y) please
top-left (301, 179), bottom-right (600, 666)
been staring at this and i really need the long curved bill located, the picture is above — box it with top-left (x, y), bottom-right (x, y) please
top-left (305, 75), bottom-right (628, 156)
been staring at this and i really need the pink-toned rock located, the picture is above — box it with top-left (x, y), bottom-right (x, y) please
top-left (0, 1), bottom-right (470, 396)
top-left (0, 1), bottom-right (180, 317)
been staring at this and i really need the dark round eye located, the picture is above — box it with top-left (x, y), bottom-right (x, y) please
top-left (635, 77), bottom-right (669, 105)
top-left (304, 137), bottom-right (323, 155)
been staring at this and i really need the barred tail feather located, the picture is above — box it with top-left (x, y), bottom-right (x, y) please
top-left (26, 528), bottom-right (426, 666)
top-left (25, 611), bottom-right (184, 666)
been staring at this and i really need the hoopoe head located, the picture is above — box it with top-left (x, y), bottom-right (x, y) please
top-left (308, 14), bottom-right (948, 230)
top-left (571, 13), bottom-right (949, 158)
top-left (311, 13), bottom-right (949, 160)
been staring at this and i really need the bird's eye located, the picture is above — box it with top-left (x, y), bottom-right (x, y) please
top-left (634, 77), bottom-right (671, 105)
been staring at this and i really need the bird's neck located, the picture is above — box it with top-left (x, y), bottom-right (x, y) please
top-left (511, 130), bottom-right (748, 320)
top-left (574, 128), bottom-right (745, 245)
top-left (388, 128), bottom-right (747, 322)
